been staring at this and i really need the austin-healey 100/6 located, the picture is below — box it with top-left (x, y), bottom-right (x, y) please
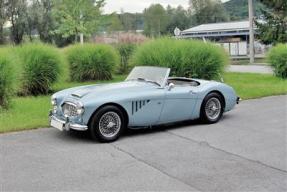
top-left (49, 66), bottom-right (239, 142)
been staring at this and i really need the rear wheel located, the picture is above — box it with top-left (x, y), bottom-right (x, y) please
top-left (200, 92), bottom-right (224, 123)
top-left (89, 105), bottom-right (126, 142)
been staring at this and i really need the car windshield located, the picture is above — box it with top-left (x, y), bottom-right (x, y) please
top-left (126, 66), bottom-right (170, 87)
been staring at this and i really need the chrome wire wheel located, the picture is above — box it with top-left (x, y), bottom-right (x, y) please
top-left (98, 112), bottom-right (122, 138)
top-left (205, 97), bottom-right (221, 120)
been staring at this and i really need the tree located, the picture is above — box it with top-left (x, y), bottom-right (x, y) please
top-left (224, 0), bottom-right (265, 21)
top-left (6, 0), bottom-right (28, 44)
top-left (118, 9), bottom-right (138, 32)
top-left (166, 5), bottom-right (190, 35)
top-left (255, 0), bottom-right (287, 44)
top-left (0, 0), bottom-right (8, 44)
top-left (27, 0), bottom-right (54, 43)
top-left (52, 0), bottom-right (105, 43)
top-left (106, 13), bottom-right (123, 33)
top-left (144, 4), bottom-right (168, 37)
top-left (189, 0), bottom-right (229, 25)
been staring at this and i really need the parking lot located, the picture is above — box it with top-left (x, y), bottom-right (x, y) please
top-left (1, 95), bottom-right (286, 191)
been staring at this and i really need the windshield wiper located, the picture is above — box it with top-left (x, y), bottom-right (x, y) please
top-left (137, 78), bottom-right (161, 86)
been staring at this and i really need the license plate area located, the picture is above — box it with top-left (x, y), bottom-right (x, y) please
top-left (51, 118), bottom-right (64, 131)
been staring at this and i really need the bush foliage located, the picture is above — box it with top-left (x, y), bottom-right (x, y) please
top-left (0, 49), bottom-right (13, 109)
top-left (130, 38), bottom-right (228, 80)
top-left (18, 43), bottom-right (62, 95)
top-left (116, 43), bottom-right (136, 74)
top-left (268, 44), bottom-right (287, 79)
top-left (66, 44), bottom-right (119, 81)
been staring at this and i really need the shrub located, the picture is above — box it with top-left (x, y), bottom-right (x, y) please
top-left (130, 38), bottom-right (228, 80)
top-left (116, 43), bottom-right (136, 74)
top-left (66, 44), bottom-right (119, 81)
top-left (0, 49), bottom-right (13, 109)
top-left (268, 44), bottom-right (287, 79)
top-left (18, 43), bottom-right (62, 95)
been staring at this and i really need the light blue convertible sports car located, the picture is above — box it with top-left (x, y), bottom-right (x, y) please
top-left (50, 66), bottom-right (239, 142)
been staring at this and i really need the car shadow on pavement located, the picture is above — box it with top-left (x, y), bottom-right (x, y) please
top-left (124, 119), bottom-right (201, 136)
top-left (54, 128), bottom-right (94, 143)
top-left (124, 114), bottom-right (233, 137)
top-left (55, 114), bottom-right (233, 143)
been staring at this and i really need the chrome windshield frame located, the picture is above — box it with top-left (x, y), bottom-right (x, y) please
top-left (161, 68), bottom-right (170, 88)
top-left (126, 66), bottom-right (170, 88)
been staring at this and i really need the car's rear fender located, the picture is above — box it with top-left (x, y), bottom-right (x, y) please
top-left (191, 83), bottom-right (237, 119)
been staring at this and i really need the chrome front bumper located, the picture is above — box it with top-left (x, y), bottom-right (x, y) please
top-left (49, 112), bottom-right (88, 131)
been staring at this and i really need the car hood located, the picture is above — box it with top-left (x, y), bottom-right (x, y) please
top-left (69, 81), bottom-right (156, 98)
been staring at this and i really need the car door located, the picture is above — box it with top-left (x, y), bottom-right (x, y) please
top-left (127, 88), bottom-right (165, 126)
top-left (158, 86), bottom-right (198, 124)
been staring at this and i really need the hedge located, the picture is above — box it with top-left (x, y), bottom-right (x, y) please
top-left (268, 44), bottom-right (287, 79)
top-left (116, 43), bottom-right (137, 74)
top-left (0, 49), bottom-right (13, 109)
top-left (130, 38), bottom-right (229, 80)
top-left (66, 44), bottom-right (119, 81)
top-left (17, 43), bottom-right (62, 95)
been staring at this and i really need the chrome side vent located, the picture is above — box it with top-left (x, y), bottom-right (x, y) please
top-left (132, 100), bottom-right (150, 115)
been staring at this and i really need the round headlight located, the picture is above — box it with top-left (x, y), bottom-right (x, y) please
top-left (76, 106), bottom-right (85, 115)
top-left (51, 96), bottom-right (57, 106)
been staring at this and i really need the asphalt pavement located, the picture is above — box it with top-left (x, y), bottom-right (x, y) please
top-left (1, 95), bottom-right (286, 191)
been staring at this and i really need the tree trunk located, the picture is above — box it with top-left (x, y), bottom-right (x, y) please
top-left (0, 25), bottom-right (4, 44)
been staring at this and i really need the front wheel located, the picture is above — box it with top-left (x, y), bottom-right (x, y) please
top-left (200, 92), bottom-right (224, 123)
top-left (89, 105), bottom-right (126, 142)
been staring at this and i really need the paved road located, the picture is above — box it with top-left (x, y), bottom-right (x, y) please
top-left (1, 96), bottom-right (286, 191)
top-left (227, 65), bottom-right (273, 74)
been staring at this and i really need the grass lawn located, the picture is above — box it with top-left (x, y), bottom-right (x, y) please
top-left (0, 75), bottom-right (126, 133)
top-left (0, 73), bottom-right (286, 133)
top-left (224, 73), bottom-right (287, 99)
top-left (0, 96), bottom-right (50, 133)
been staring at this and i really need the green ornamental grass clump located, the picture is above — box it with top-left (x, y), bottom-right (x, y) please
top-left (0, 49), bottom-right (14, 109)
top-left (66, 44), bottom-right (119, 81)
top-left (268, 44), bottom-right (287, 79)
top-left (18, 43), bottom-right (62, 95)
top-left (130, 38), bottom-right (229, 80)
top-left (116, 43), bottom-right (137, 74)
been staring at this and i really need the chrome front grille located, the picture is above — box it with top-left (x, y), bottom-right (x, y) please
top-left (62, 102), bottom-right (77, 117)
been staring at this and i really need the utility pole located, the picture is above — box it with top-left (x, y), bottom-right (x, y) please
top-left (248, 0), bottom-right (255, 64)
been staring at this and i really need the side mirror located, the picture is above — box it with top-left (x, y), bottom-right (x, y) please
top-left (168, 83), bottom-right (175, 91)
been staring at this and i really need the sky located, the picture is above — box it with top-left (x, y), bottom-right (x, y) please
top-left (103, 0), bottom-right (230, 14)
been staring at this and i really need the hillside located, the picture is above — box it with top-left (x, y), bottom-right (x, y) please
top-left (224, 0), bottom-right (265, 21)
